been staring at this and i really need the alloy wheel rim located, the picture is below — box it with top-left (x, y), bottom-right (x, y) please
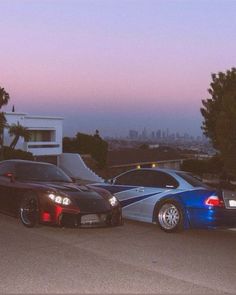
top-left (20, 198), bottom-right (37, 225)
top-left (158, 203), bottom-right (180, 230)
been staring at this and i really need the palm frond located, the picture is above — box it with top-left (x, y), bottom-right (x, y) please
top-left (0, 87), bottom-right (10, 109)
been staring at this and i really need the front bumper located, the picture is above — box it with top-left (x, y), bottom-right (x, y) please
top-left (60, 209), bottom-right (122, 228)
top-left (187, 207), bottom-right (236, 229)
top-left (41, 205), bottom-right (122, 228)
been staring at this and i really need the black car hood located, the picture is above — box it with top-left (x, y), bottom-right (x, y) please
top-left (33, 181), bottom-right (111, 213)
top-left (42, 182), bottom-right (92, 193)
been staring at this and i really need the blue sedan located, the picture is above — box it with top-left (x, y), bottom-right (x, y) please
top-left (93, 168), bottom-right (236, 232)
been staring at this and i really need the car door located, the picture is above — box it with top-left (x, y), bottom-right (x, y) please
top-left (139, 170), bottom-right (179, 219)
top-left (113, 170), bottom-right (156, 220)
top-left (0, 162), bottom-right (16, 214)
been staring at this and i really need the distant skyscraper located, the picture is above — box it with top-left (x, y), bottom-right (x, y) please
top-left (142, 127), bottom-right (147, 139)
top-left (162, 130), bottom-right (166, 138)
top-left (156, 129), bottom-right (161, 139)
top-left (129, 129), bottom-right (138, 139)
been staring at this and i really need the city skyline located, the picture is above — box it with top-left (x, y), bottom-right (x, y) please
top-left (127, 127), bottom-right (205, 141)
top-left (1, 0), bottom-right (236, 137)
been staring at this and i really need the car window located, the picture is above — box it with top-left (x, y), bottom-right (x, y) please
top-left (0, 162), bottom-right (15, 176)
top-left (15, 162), bottom-right (72, 182)
top-left (115, 170), bottom-right (179, 188)
top-left (115, 170), bottom-right (145, 186)
top-left (137, 171), bottom-right (178, 188)
top-left (176, 172), bottom-right (206, 188)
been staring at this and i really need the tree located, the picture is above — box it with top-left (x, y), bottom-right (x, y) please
top-left (8, 122), bottom-right (31, 149)
top-left (63, 131), bottom-right (108, 168)
top-left (0, 113), bottom-right (7, 134)
top-left (0, 87), bottom-right (10, 152)
top-left (201, 68), bottom-right (236, 176)
top-left (92, 130), bottom-right (108, 168)
top-left (181, 156), bottom-right (223, 177)
top-left (0, 87), bottom-right (10, 108)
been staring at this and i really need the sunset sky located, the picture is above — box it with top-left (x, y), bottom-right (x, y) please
top-left (1, 0), bottom-right (236, 137)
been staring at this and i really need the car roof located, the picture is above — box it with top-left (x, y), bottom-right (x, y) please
top-left (152, 168), bottom-right (192, 176)
top-left (125, 167), bottom-right (180, 174)
top-left (118, 167), bottom-right (195, 181)
top-left (117, 167), bottom-right (205, 189)
top-left (0, 159), bottom-right (54, 166)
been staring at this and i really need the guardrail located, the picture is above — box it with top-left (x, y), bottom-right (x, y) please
top-left (110, 159), bottom-right (186, 170)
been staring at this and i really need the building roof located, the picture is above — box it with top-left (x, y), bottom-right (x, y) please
top-left (5, 112), bottom-right (63, 120)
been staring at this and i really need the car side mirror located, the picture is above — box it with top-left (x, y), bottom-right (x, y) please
top-left (107, 178), bottom-right (115, 184)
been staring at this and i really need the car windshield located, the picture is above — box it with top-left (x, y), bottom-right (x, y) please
top-left (15, 162), bottom-right (73, 182)
top-left (177, 172), bottom-right (207, 188)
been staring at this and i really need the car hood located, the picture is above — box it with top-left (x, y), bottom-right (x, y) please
top-left (31, 181), bottom-right (112, 213)
top-left (41, 182), bottom-right (93, 193)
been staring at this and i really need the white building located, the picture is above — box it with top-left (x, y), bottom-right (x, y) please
top-left (4, 112), bottom-right (63, 163)
top-left (3, 112), bottom-right (103, 182)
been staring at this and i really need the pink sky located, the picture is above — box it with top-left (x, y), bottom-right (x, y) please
top-left (1, 0), bottom-right (236, 136)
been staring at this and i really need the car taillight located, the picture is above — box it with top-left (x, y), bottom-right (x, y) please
top-left (205, 195), bottom-right (223, 207)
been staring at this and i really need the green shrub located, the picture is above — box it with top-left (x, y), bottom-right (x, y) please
top-left (1, 146), bottom-right (34, 160)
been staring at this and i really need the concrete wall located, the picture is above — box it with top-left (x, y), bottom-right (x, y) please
top-left (59, 153), bottom-right (104, 182)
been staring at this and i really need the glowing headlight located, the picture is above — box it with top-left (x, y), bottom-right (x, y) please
top-left (49, 193), bottom-right (55, 201)
top-left (62, 197), bottom-right (71, 205)
top-left (55, 196), bottom-right (63, 204)
top-left (109, 196), bottom-right (118, 207)
top-left (48, 193), bottom-right (71, 206)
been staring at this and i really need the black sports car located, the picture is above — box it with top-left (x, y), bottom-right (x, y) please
top-left (0, 160), bottom-right (122, 228)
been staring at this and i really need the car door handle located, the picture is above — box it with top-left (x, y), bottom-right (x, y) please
top-left (136, 187), bottom-right (144, 192)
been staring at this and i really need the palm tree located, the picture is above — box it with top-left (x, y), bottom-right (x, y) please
top-left (0, 113), bottom-right (6, 133)
top-left (8, 122), bottom-right (31, 149)
top-left (0, 87), bottom-right (10, 157)
top-left (0, 87), bottom-right (10, 108)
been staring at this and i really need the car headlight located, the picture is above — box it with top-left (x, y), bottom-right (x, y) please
top-left (48, 193), bottom-right (71, 206)
top-left (109, 196), bottom-right (118, 207)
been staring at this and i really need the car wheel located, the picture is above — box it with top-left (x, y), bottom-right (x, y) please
top-left (19, 194), bottom-right (39, 228)
top-left (156, 200), bottom-right (183, 233)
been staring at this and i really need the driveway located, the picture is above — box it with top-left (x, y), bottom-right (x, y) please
top-left (0, 214), bottom-right (235, 294)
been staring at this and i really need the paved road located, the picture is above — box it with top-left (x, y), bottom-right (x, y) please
top-left (0, 214), bottom-right (236, 294)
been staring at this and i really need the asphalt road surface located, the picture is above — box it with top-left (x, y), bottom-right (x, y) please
top-left (0, 214), bottom-right (236, 294)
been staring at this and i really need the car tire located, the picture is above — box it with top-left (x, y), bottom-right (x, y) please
top-left (156, 200), bottom-right (184, 233)
top-left (19, 193), bottom-right (39, 228)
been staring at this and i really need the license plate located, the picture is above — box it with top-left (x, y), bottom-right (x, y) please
top-left (229, 200), bottom-right (236, 207)
top-left (81, 214), bottom-right (100, 224)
